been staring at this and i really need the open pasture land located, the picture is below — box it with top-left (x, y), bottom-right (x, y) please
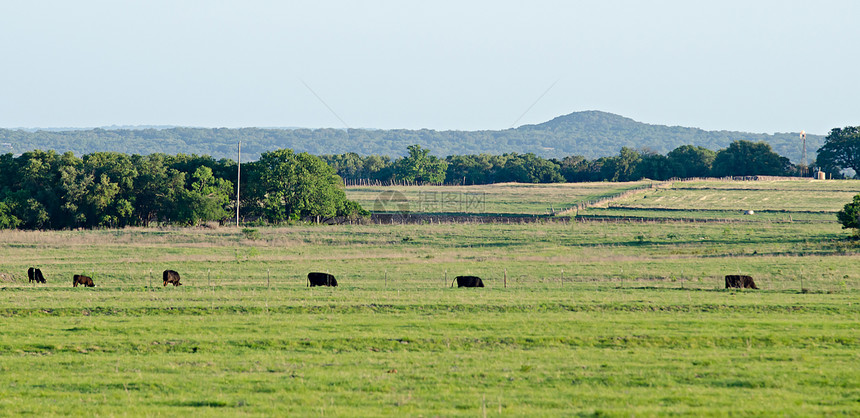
top-left (346, 181), bottom-right (650, 215)
top-left (2, 180), bottom-right (860, 415)
top-left (581, 179), bottom-right (860, 223)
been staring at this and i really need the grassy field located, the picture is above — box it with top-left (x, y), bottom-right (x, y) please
top-left (2, 179), bottom-right (860, 415)
top-left (345, 181), bottom-right (651, 215)
top-left (579, 179), bottom-right (859, 223)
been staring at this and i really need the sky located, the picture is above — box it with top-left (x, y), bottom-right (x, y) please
top-left (1, 0), bottom-right (858, 135)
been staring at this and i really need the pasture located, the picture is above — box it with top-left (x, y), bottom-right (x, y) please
top-left (1, 179), bottom-right (860, 415)
top-left (583, 178), bottom-right (858, 223)
top-left (345, 181), bottom-right (651, 215)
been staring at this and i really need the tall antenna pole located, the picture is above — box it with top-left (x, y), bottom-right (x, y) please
top-left (800, 130), bottom-right (807, 176)
top-left (236, 141), bottom-right (241, 227)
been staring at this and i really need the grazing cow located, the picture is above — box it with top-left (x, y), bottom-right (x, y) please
top-left (452, 275), bottom-right (484, 288)
top-left (73, 274), bottom-right (95, 287)
top-left (163, 270), bottom-right (182, 286)
top-left (307, 272), bottom-right (337, 287)
top-left (725, 275), bottom-right (758, 289)
top-left (28, 267), bottom-right (46, 283)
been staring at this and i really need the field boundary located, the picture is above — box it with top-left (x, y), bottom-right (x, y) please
top-left (343, 175), bottom-right (817, 188)
top-left (554, 182), bottom-right (669, 216)
top-left (331, 212), bottom-right (820, 225)
top-left (556, 175), bottom-right (831, 217)
top-left (367, 213), bottom-right (556, 224)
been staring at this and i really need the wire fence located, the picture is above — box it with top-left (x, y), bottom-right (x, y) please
top-left (4, 270), bottom-right (853, 295)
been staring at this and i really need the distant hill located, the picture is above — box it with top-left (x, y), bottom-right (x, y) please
top-left (0, 111), bottom-right (822, 162)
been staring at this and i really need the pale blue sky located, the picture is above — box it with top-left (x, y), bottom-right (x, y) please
top-left (1, 0), bottom-right (857, 134)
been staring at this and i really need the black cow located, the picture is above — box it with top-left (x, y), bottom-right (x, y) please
top-left (73, 274), bottom-right (95, 287)
top-left (452, 275), bottom-right (484, 288)
top-left (308, 272), bottom-right (337, 287)
top-left (163, 270), bottom-right (182, 286)
top-left (725, 275), bottom-right (758, 289)
top-left (28, 267), bottom-right (46, 283)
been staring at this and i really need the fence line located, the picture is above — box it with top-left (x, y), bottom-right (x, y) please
top-left (344, 179), bottom-right (445, 187)
top-left (553, 182), bottom-right (670, 216)
top-left (343, 175), bottom-right (816, 188)
top-left (5, 271), bottom-right (842, 294)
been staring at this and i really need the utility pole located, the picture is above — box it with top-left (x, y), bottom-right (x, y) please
top-left (236, 141), bottom-right (241, 227)
top-left (800, 131), bottom-right (808, 177)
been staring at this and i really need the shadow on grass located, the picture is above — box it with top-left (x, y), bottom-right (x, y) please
top-left (622, 285), bottom-right (832, 295)
top-left (169, 400), bottom-right (235, 408)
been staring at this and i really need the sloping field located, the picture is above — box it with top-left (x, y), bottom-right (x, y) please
top-left (580, 179), bottom-right (860, 222)
top-left (346, 181), bottom-right (651, 215)
top-left (618, 179), bottom-right (858, 211)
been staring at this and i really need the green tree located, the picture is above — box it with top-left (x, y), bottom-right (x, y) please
top-left (86, 174), bottom-right (122, 227)
top-left (7, 193), bottom-right (50, 229)
top-left (667, 145), bottom-right (716, 178)
top-left (556, 155), bottom-right (589, 182)
top-left (176, 166), bottom-right (233, 225)
top-left (634, 152), bottom-right (672, 180)
top-left (6, 150), bottom-right (65, 228)
top-left (394, 145), bottom-right (448, 184)
top-left (711, 140), bottom-right (793, 177)
top-left (601, 147), bottom-right (642, 182)
top-left (497, 153), bottom-right (564, 183)
top-left (0, 201), bottom-right (21, 229)
top-left (252, 149), bottom-right (364, 223)
top-left (445, 154), bottom-right (509, 184)
top-left (837, 194), bottom-right (860, 233)
top-left (815, 126), bottom-right (860, 178)
top-left (130, 154), bottom-right (186, 226)
top-left (362, 155), bottom-right (394, 181)
top-left (319, 153), bottom-right (395, 182)
top-left (320, 152), bottom-right (365, 179)
top-left (82, 152), bottom-right (138, 227)
top-left (56, 154), bottom-right (89, 227)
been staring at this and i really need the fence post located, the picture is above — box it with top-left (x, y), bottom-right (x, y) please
top-left (504, 269), bottom-right (507, 288)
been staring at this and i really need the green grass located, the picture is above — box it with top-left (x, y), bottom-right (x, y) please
top-left (1, 285), bottom-right (858, 415)
top-left (2, 179), bottom-right (860, 415)
top-left (612, 179), bottom-right (859, 212)
top-left (578, 207), bottom-right (834, 222)
top-left (1, 283), bottom-right (859, 415)
top-left (346, 181), bottom-right (651, 215)
top-left (574, 179), bottom-right (859, 224)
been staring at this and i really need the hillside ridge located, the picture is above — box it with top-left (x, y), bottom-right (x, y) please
top-left (0, 111), bottom-right (821, 162)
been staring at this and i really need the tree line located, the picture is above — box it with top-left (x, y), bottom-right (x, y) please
top-left (322, 140), bottom-right (803, 185)
top-left (324, 127), bottom-right (860, 185)
top-left (0, 149), bottom-right (365, 230)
